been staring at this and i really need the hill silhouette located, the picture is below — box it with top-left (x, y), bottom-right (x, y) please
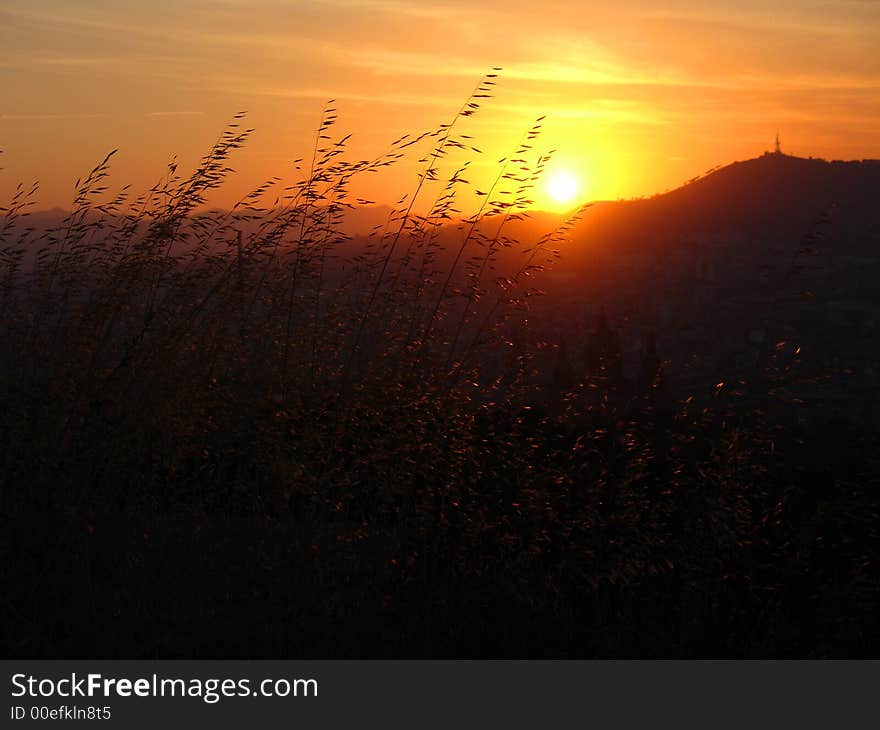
top-left (562, 152), bottom-right (880, 256)
top-left (510, 151), bottom-right (880, 424)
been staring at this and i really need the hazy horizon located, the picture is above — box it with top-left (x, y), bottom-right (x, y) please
top-left (13, 148), bottom-right (879, 226)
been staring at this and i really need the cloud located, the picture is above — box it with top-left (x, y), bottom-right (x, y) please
top-left (145, 111), bottom-right (205, 117)
top-left (0, 113), bottom-right (107, 121)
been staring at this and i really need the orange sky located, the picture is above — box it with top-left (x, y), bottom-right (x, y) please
top-left (2, 0), bottom-right (879, 212)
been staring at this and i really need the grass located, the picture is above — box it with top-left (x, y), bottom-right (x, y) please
top-left (1, 77), bottom-right (878, 657)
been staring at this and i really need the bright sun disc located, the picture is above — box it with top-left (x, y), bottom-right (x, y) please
top-left (547, 171), bottom-right (580, 204)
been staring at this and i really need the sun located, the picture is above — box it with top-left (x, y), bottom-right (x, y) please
top-left (546, 171), bottom-right (580, 206)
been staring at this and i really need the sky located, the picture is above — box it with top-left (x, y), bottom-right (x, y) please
top-left (2, 0), bottom-right (879, 212)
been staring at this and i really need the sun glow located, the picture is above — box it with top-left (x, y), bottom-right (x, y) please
top-left (546, 171), bottom-right (581, 206)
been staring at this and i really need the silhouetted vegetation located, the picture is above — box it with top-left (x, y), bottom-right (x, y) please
top-left (2, 80), bottom-right (878, 658)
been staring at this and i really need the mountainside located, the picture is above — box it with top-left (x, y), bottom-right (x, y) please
top-left (564, 153), bottom-right (880, 257)
top-left (528, 153), bottom-right (880, 423)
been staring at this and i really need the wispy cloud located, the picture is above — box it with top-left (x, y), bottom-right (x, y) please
top-left (0, 113), bottom-right (108, 121)
top-left (145, 111), bottom-right (205, 117)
